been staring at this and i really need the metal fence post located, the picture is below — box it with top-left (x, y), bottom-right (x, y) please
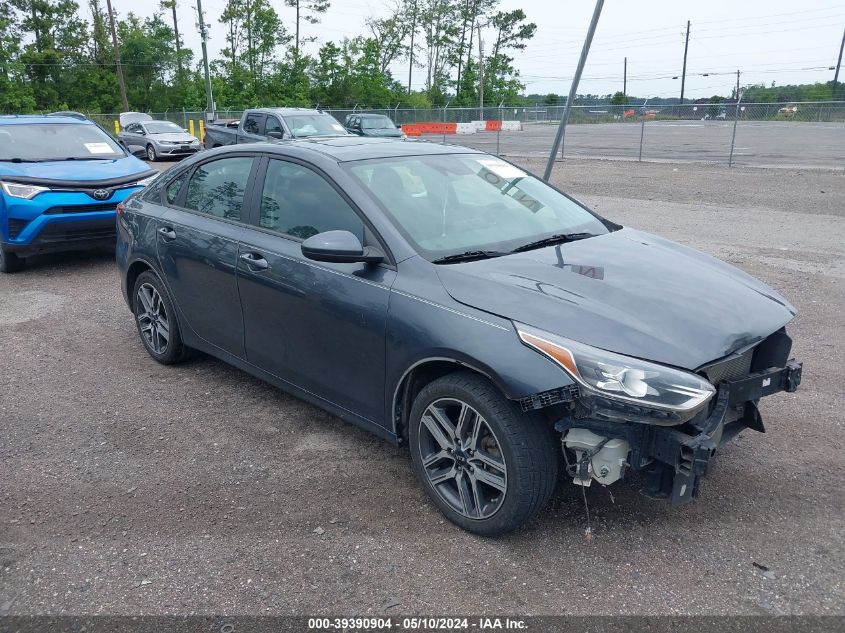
top-left (728, 91), bottom-right (744, 167)
top-left (638, 98), bottom-right (648, 161)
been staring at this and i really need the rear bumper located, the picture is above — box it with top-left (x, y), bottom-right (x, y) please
top-left (556, 359), bottom-right (803, 505)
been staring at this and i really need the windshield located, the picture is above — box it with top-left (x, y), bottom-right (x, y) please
top-left (0, 123), bottom-right (125, 161)
top-left (361, 116), bottom-right (396, 130)
top-left (144, 121), bottom-right (184, 134)
top-left (348, 154), bottom-right (611, 260)
top-left (285, 114), bottom-right (347, 138)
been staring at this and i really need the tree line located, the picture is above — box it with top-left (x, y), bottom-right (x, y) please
top-left (0, 0), bottom-right (537, 113)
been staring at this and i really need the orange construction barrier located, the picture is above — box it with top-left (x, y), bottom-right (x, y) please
top-left (401, 124), bottom-right (422, 136)
top-left (402, 122), bottom-right (457, 135)
top-left (485, 120), bottom-right (502, 131)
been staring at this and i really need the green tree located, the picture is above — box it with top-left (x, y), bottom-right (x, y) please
top-left (610, 91), bottom-right (626, 106)
top-left (0, 4), bottom-right (36, 111)
top-left (285, 0), bottom-right (330, 59)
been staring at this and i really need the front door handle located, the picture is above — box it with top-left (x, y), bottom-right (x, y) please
top-left (240, 252), bottom-right (269, 270)
top-left (158, 227), bottom-right (176, 241)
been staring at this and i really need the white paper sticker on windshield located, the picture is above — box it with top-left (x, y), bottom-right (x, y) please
top-left (477, 159), bottom-right (525, 179)
top-left (84, 142), bottom-right (114, 154)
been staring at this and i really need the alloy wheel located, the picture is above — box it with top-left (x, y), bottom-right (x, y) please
top-left (147, 145), bottom-right (156, 161)
top-left (136, 282), bottom-right (170, 354)
top-left (418, 398), bottom-right (508, 520)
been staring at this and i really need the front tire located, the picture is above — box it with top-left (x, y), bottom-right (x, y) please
top-left (132, 270), bottom-right (190, 364)
top-left (146, 144), bottom-right (157, 162)
top-left (0, 246), bottom-right (25, 273)
top-left (409, 372), bottom-right (558, 535)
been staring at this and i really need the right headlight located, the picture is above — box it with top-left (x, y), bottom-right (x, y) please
top-left (516, 324), bottom-right (715, 413)
top-left (1, 181), bottom-right (50, 199)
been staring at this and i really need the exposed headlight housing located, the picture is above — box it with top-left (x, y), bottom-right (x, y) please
top-left (516, 324), bottom-right (716, 415)
top-left (0, 181), bottom-right (50, 199)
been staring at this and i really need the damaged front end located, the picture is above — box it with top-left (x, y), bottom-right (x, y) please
top-left (517, 325), bottom-right (802, 505)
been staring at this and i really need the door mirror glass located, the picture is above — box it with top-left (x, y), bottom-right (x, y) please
top-left (266, 130), bottom-right (284, 139)
top-left (301, 230), bottom-right (383, 264)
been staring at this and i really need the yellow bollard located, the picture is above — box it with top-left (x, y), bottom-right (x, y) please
top-left (198, 119), bottom-right (205, 144)
top-left (188, 119), bottom-right (195, 137)
top-left (114, 119), bottom-right (120, 135)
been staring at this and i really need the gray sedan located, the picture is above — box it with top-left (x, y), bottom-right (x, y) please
top-left (118, 116), bottom-right (201, 162)
top-left (116, 139), bottom-right (802, 535)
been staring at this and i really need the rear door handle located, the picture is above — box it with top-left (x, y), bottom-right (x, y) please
top-left (240, 252), bottom-right (269, 270)
top-left (158, 227), bottom-right (177, 241)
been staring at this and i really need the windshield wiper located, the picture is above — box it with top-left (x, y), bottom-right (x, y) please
top-left (431, 250), bottom-right (510, 264)
top-left (511, 232), bottom-right (597, 253)
top-left (55, 156), bottom-right (116, 161)
top-left (2, 158), bottom-right (43, 163)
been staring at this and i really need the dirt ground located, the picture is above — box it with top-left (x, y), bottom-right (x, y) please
top-left (1, 158), bottom-right (843, 616)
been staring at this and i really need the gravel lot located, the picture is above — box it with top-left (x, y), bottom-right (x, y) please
top-left (448, 120), bottom-right (845, 170)
top-left (1, 158), bottom-right (843, 617)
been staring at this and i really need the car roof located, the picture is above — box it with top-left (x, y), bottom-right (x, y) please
top-left (225, 136), bottom-right (481, 162)
top-left (357, 113), bottom-right (391, 118)
top-left (0, 115), bottom-right (94, 126)
top-left (251, 107), bottom-right (328, 116)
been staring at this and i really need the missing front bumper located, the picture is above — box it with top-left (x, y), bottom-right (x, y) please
top-left (556, 359), bottom-right (803, 506)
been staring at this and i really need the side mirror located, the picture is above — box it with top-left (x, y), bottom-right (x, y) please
top-left (301, 230), bottom-right (383, 264)
top-left (266, 130), bottom-right (284, 139)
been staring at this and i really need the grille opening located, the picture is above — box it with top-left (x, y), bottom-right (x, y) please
top-left (44, 203), bottom-right (117, 215)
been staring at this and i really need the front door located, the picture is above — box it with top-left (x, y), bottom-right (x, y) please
top-left (157, 154), bottom-right (258, 358)
top-left (237, 157), bottom-right (395, 424)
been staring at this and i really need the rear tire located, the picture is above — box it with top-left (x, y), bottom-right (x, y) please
top-left (408, 371), bottom-right (558, 535)
top-left (132, 270), bottom-right (190, 364)
top-left (0, 246), bottom-right (25, 273)
top-left (146, 144), bottom-right (157, 162)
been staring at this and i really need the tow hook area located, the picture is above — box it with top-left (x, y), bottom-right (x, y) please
top-left (562, 429), bottom-right (631, 487)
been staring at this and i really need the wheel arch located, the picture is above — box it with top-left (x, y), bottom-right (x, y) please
top-left (391, 356), bottom-right (513, 443)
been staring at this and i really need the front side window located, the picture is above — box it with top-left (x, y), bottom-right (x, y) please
top-left (348, 154), bottom-right (611, 260)
top-left (184, 157), bottom-right (253, 220)
top-left (259, 159), bottom-right (364, 241)
top-left (0, 123), bottom-right (124, 161)
top-left (265, 117), bottom-right (283, 136)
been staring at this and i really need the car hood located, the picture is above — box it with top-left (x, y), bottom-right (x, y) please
top-left (435, 228), bottom-right (796, 370)
top-left (149, 133), bottom-right (197, 142)
top-left (0, 156), bottom-right (152, 182)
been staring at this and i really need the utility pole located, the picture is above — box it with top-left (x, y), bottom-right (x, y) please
top-left (407, 1), bottom-right (417, 94)
top-left (623, 56), bottom-right (627, 97)
top-left (734, 68), bottom-right (741, 100)
top-left (477, 23), bottom-right (484, 120)
top-left (170, 1), bottom-right (182, 74)
top-left (833, 27), bottom-right (845, 100)
top-left (544, 0), bottom-right (604, 180)
top-left (105, 0), bottom-right (129, 111)
top-left (679, 20), bottom-right (690, 105)
top-left (196, 0), bottom-right (214, 119)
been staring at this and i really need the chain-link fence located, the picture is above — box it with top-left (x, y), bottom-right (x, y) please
top-left (76, 101), bottom-right (845, 169)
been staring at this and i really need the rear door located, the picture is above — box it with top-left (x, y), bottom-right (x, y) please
top-left (236, 156), bottom-right (395, 423)
top-left (237, 112), bottom-right (266, 144)
top-left (157, 153), bottom-right (259, 358)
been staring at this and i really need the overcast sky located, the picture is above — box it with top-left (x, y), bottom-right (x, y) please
top-left (94, 0), bottom-right (844, 99)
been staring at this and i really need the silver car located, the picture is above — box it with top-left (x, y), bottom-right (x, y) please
top-left (118, 112), bottom-right (201, 162)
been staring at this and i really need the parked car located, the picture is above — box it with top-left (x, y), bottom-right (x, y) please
top-left (118, 112), bottom-right (201, 162)
top-left (0, 114), bottom-right (157, 273)
top-left (203, 108), bottom-right (349, 148)
top-left (116, 138), bottom-right (801, 535)
top-left (778, 105), bottom-right (798, 118)
top-left (345, 113), bottom-right (404, 138)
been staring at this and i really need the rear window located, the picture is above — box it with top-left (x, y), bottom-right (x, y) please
top-left (0, 123), bottom-right (124, 161)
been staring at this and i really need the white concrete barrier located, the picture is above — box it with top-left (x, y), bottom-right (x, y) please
top-left (501, 120), bottom-right (522, 131)
top-left (470, 120), bottom-right (487, 131)
top-left (456, 122), bottom-right (477, 134)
